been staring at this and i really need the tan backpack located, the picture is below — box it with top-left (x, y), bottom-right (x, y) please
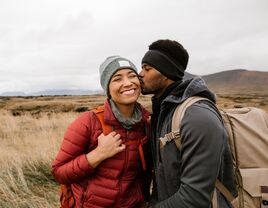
top-left (159, 96), bottom-right (268, 208)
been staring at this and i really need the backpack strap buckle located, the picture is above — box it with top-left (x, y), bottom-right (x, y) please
top-left (159, 131), bottom-right (180, 149)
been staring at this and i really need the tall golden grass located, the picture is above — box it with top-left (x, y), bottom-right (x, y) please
top-left (0, 94), bottom-right (267, 207)
top-left (0, 110), bottom-right (78, 208)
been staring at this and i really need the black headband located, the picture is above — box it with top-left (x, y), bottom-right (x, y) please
top-left (142, 50), bottom-right (185, 81)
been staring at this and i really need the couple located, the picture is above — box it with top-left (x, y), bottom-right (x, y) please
top-left (52, 39), bottom-right (236, 208)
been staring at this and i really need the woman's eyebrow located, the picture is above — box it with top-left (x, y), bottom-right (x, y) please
top-left (128, 71), bottom-right (136, 75)
top-left (111, 74), bottom-right (122, 79)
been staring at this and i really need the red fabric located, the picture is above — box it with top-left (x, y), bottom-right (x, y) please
top-left (125, 136), bottom-right (148, 171)
top-left (52, 100), bottom-right (150, 208)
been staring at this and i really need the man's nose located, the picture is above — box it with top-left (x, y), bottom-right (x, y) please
top-left (138, 70), bottom-right (143, 77)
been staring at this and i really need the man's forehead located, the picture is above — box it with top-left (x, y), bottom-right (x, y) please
top-left (142, 63), bottom-right (152, 68)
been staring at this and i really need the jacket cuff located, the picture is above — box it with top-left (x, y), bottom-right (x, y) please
top-left (78, 154), bottom-right (95, 175)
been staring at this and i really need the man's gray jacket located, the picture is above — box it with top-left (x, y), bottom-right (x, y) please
top-left (150, 77), bottom-right (237, 208)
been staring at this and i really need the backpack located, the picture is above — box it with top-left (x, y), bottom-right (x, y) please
top-left (159, 96), bottom-right (268, 208)
top-left (59, 106), bottom-right (149, 208)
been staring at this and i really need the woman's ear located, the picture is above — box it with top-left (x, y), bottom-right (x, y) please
top-left (107, 88), bottom-right (111, 99)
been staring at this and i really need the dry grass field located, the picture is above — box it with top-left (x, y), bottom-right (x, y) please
top-left (0, 110), bottom-right (78, 207)
top-left (0, 94), bottom-right (267, 207)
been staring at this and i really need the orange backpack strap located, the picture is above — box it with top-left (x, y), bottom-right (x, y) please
top-left (125, 136), bottom-right (148, 171)
top-left (92, 106), bottom-right (113, 135)
top-left (92, 106), bottom-right (148, 171)
top-left (124, 118), bottom-right (150, 171)
top-left (138, 136), bottom-right (148, 171)
top-left (59, 106), bottom-right (112, 208)
top-left (59, 184), bottom-right (75, 208)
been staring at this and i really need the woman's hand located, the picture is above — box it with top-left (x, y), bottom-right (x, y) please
top-left (86, 131), bottom-right (125, 168)
top-left (96, 131), bottom-right (125, 159)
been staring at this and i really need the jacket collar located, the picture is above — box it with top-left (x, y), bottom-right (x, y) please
top-left (162, 76), bottom-right (216, 106)
top-left (103, 99), bottom-right (150, 126)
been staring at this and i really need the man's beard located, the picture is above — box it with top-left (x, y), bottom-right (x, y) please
top-left (141, 85), bottom-right (159, 95)
top-left (140, 78), bottom-right (162, 95)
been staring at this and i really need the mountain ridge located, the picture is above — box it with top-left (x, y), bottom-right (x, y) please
top-left (0, 89), bottom-right (103, 96)
top-left (1, 69), bottom-right (268, 96)
top-left (202, 69), bottom-right (268, 94)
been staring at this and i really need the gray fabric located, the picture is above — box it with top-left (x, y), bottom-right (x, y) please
top-left (109, 99), bottom-right (142, 130)
top-left (99, 56), bottom-right (138, 95)
top-left (150, 77), bottom-right (237, 208)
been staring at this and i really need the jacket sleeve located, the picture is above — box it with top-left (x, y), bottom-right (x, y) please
top-left (51, 112), bottom-right (96, 184)
top-left (154, 102), bottom-right (226, 208)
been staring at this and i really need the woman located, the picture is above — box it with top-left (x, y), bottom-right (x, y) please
top-left (52, 56), bottom-right (151, 208)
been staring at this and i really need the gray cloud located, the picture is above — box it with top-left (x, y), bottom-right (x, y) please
top-left (0, 0), bottom-right (268, 93)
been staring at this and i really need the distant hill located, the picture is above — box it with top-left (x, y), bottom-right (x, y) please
top-left (184, 69), bottom-right (268, 95)
top-left (0, 91), bottom-right (27, 96)
top-left (202, 69), bottom-right (268, 94)
top-left (183, 72), bottom-right (196, 80)
top-left (1, 69), bottom-right (267, 96)
top-left (0, 89), bottom-right (103, 96)
top-left (29, 89), bottom-right (103, 96)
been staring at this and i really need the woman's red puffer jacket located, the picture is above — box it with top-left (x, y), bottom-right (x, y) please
top-left (52, 100), bottom-right (150, 208)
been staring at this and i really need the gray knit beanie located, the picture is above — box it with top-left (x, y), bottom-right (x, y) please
top-left (99, 56), bottom-right (138, 95)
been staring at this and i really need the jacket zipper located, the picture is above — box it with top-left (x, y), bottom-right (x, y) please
top-left (124, 130), bottom-right (129, 174)
top-left (118, 130), bottom-right (129, 205)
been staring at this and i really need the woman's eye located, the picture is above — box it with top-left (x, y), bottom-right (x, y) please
top-left (129, 74), bottom-right (137, 79)
top-left (112, 78), bottom-right (121, 82)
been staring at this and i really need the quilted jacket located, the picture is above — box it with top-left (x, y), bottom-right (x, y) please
top-left (52, 100), bottom-right (151, 208)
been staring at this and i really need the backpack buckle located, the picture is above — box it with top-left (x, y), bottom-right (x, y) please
top-left (159, 131), bottom-right (180, 149)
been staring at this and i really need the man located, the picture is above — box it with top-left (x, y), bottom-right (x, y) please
top-left (139, 39), bottom-right (237, 208)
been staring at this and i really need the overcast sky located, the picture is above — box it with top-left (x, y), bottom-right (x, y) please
top-left (0, 0), bottom-right (268, 93)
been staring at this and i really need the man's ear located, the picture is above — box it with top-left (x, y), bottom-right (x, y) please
top-left (165, 78), bottom-right (175, 86)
